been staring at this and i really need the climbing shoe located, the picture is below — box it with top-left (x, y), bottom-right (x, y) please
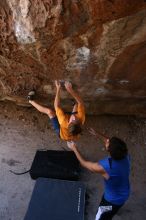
top-left (27, 90), bottom-right (35, 101)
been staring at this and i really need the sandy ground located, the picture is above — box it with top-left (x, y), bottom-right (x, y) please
top-left (0, 101), bottom-right (146, 220)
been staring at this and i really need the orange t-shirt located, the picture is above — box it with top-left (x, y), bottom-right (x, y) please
top-left (55, 104), bottom-right (85, 141)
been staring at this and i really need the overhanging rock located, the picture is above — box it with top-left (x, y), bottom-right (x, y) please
top-left (0, 0), bottom-right (146, 116)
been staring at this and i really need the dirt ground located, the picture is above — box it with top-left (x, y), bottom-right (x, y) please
top-left (0, 101), bottom-right (146, 220)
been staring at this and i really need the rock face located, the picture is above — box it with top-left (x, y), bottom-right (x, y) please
top-left (0, 0), bottom-right (146, 116)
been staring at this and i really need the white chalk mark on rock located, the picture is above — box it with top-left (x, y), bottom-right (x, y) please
top-left (7, 0), bottom-right (35, 44)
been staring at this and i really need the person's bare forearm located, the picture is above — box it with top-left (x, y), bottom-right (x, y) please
top-left (73, 147), bottom-right (102, 172)
top-left (54, 89), bottom-right (60, 109)
top-left (67, 142), bottom-right (105, 174)
top-left (64, 81), bottom-right (83, 104)
top-left (72, 103), bottom-right (78, 113)
top-left (29, 100), bottom-right (49, 114)
top-left (68, 88), bottom-right (83, 104)
top-left (73, 147), bottom-right (90, 169)
top-left (88, 127), bottom-right (109, 144)
top-left (95, 131), bottom-right (109, 144)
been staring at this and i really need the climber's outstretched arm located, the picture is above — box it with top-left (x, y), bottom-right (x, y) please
top-left (64, 81), bottom-right (84, 105)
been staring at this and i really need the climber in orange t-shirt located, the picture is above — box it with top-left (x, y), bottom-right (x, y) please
top-left (28, 80), bottom-right (85, 142)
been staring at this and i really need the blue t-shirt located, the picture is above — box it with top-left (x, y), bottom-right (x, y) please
top-left (99, 155), bottom-right (130, 205)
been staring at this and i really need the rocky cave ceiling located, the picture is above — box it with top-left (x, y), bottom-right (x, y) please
top-left (0, 0), bottom-right (146, 116)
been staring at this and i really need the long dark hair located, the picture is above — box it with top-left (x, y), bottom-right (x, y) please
top-left (68, 122), bottom-right (82, 136)
top-left (108, 137), bottom-right (128, 160)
